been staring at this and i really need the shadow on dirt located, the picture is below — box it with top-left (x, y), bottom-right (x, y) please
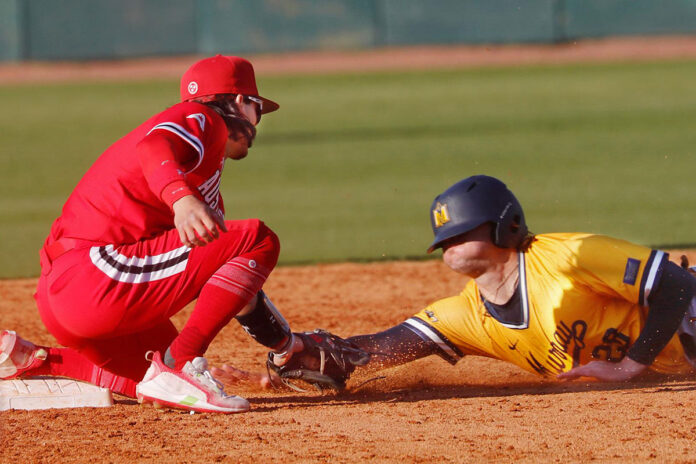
top-left (241, 373), bottom-right (696, 412)
top-left (109, 372), bottom-right (696, 414)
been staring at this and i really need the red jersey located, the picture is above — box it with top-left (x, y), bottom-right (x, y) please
top-left (46, 102), bottom-right (228, 247)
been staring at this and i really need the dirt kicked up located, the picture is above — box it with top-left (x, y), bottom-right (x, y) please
top-left (2, 253), bottom-right (696, 463)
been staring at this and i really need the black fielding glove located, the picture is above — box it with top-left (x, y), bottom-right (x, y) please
top-left (267, 329), bottom-right (370, 392)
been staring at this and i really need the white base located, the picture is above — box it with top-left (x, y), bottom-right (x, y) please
top-left (0, 377), bottom-right (113, 411)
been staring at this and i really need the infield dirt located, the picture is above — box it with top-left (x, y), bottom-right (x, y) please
top-left (3, 253), bottom-right (696, 463)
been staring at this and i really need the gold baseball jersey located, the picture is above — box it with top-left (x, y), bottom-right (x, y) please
top-left (405, 233), bottom-right (691, 376)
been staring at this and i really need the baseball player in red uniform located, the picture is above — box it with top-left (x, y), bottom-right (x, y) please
top-left (0, 55), bottom-right (301, 413)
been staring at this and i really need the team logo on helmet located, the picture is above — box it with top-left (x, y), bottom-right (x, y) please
top-left (187, 81), bottom-right (198, 95)
top-left (432, 202), bottom-right (450, 228)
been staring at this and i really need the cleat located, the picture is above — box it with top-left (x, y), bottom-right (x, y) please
top-left (136, 351), bottom-right (250, 414)
top-left (0, 330), bottom-right (48, 380)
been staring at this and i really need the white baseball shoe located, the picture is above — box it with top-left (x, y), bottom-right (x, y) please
top-left (136, 351), bottom-right (250, 414)
top-left (0, 330), bottom-right (48, 380)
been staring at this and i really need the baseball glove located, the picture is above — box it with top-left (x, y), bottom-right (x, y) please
top-left (266, 329), bottom-right (370, 392)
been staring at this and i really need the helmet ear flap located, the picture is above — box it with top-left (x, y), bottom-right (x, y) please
top-left (493, 201), bottom-right (527, 248)
top-left (489, 221), bottom-right (499, 246)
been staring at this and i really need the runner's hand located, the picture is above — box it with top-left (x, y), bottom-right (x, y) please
top-left (558, 357), bottom-right (647, 382)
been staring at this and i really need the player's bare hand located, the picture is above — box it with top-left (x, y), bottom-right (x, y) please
top-left (557, 357), bottom-right (647, 382)
top-left (210, 364), bottom-right (274, 391)
top-left (172, 195), bottom-right (227, 247)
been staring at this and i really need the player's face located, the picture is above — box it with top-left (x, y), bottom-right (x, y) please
top-left (235, 94), bottom-right (262, 126)
top-left (223, 94), bottom-right (261, 160)
top-left (441, 223), bottom-right (498, 277)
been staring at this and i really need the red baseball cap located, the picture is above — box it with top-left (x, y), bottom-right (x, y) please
top-left (180, 55), bottom-right (279, 114)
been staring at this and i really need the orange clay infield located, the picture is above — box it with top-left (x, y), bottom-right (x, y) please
top-left (2, 253), bottom-right (696, 463)
top-left (3, 38), bottom-right (696, 463)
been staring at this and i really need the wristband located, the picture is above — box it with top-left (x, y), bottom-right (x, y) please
top-left (162, 180), bottom-right (195, 209)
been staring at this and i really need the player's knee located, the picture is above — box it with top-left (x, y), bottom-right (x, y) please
top-left (253, 221), bottom-right (280, 269)
top-left (219, 219), bottom-right (280, 270)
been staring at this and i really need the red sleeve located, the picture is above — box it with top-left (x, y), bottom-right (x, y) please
top-left (161, 179), bottom-right (196, 208)
top-left (137, 102), bottom-right (227, 209)
top-left (136, 130), bottom-right (198, 208)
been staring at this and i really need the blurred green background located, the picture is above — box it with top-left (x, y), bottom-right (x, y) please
top-left (5, 0), bottom-right (696, 62)
top-left (2, 59), bottom-right (696, 278)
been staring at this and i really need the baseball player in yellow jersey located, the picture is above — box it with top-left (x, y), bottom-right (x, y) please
top-left (351, 175), bottom-right (696, 383)
top-left (405, 232), bottom-right (690, 378)
top-left (213, 175), bottom-right (696, 389)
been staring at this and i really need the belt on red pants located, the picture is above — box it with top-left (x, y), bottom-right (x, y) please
top-left (44, 238), bottom-right (81, 261)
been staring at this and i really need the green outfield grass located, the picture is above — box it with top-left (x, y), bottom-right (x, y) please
top-left (1, 60), bottom-right (695, 278)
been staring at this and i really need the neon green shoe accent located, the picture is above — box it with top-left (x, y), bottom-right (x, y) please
top-left (179, 395), bottom-right (199, 406)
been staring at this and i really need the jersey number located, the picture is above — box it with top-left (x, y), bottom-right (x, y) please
top-left (591, 328), bottom-right (630, 362)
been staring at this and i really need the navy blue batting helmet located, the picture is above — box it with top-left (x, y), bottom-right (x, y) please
top-left (427, 175), bottom-right (528, 252)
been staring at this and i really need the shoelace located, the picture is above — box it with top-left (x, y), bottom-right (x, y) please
top-left (202, 369), bottom-right (226, 394)
top-left (189, 364), bottom-right (227, 396)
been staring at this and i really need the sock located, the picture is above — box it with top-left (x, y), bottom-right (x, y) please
top-left (167, 251), bottom-right (273, 370)
top-left (167, 284), bottom-right (250, 370)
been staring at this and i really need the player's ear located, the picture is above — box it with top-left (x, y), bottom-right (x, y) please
top-left (234, 94), bottom-right (245, 106)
